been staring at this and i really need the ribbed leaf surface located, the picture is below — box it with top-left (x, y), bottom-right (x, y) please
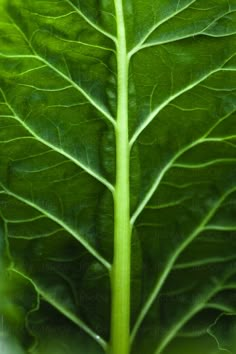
top-left (0, 1), bottom-right (236, 353)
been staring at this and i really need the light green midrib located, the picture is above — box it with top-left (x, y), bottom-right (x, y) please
top-left (111, 0), bottom-right (131, 354)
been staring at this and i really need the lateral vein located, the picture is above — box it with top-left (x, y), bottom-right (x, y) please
top-left (1, 187), bottom-right (111, 270)
top-left (10, 268), bottom-right (108, 350)
top-left (131, 185), bottom-right (236, 344)
top-left (64, 0), bottom-right (116, 43)
top-left (6, 17), bottom-right (116, 126)
top-left (0, 89), bottom-right (114, 193)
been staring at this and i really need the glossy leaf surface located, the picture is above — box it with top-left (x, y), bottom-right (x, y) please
top-left (0, 1), bottom-right (236, 353)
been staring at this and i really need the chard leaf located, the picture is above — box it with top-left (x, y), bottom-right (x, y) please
top-left (0, 1), bottom-right (236, 354)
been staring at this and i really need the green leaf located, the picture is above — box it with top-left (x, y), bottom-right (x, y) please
top-left (0, 1), bottom-right (236, 354)
top-left (208, 313), bottom-right (236, 353)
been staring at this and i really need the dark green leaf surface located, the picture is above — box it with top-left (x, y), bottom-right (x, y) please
top-left (0, 1), bottom-right (236, 353)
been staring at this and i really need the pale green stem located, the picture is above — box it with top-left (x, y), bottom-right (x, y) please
top-left (110, 0), bottom-right (131, 354)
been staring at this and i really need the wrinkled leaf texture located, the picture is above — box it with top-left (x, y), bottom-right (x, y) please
top-left (0, 0), bottom-right (236, 353)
